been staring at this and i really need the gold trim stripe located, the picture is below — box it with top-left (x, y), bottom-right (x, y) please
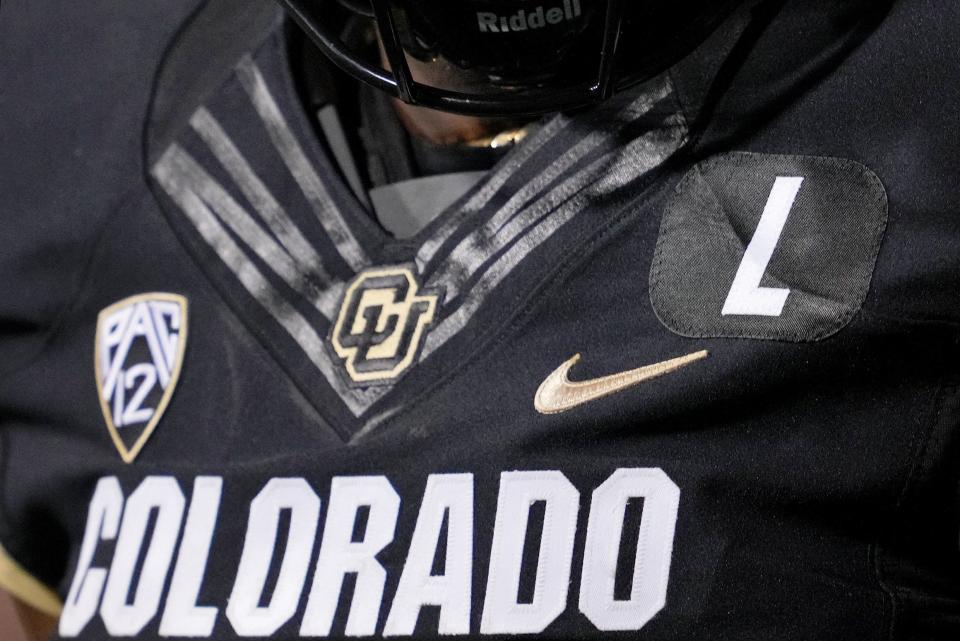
top-left (0, 543), bottom-right (62, 617)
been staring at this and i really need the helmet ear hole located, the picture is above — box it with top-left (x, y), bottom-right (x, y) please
top-left (336, 0), bottom-right (374, 18)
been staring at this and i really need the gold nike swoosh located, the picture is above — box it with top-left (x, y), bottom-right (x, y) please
top-left (534, 350), bottom-right (709, 415)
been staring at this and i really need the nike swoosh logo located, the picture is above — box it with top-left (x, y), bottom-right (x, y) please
top-left (534, 350), bottom-right (709, 415)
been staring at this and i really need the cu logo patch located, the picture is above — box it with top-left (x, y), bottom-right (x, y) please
top-left (94, 293), bottom-right (188, 463)
top-left (331, 266), bottom-right (440, 385)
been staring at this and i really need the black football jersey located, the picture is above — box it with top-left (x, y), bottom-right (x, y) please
top-left (2, 1), bottom-right (960, 640)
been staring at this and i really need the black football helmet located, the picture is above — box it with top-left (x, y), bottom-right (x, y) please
top-left (278, 0), bottom-right (744, 116)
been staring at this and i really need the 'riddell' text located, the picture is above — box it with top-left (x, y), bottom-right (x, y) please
top-left (477, 0), bottom-right (583, 34)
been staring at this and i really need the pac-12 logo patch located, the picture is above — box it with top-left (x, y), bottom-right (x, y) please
top-left (331, 266), bottom-right (440, 386)
top-left (94, 293), bottom-right (188, 463)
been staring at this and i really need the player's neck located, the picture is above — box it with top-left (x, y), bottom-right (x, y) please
top-left (390, 96), bottom-right (527, 148)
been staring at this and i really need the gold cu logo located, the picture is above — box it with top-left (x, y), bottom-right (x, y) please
top-left (331, 266), bottom-right (440, 385)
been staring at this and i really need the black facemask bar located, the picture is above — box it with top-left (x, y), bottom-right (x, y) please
top-left (279, 0), bottom-right (626, 116)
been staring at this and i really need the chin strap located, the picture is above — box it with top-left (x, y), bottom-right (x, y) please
top-left (464, 126), bottom-right (532, 150)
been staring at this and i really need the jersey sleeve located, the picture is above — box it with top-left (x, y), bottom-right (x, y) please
top-left (0, 549), bottom-right (62, 618)
top-left (0, 432), bottom-right (63, 617)
top-left (0, 0), bottom-right (206, 617)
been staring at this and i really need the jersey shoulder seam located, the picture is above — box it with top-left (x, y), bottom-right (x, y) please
top-left (0, 190), bottom-right (140, 383)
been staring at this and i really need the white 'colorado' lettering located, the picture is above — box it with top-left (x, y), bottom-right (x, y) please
top-left (59, 477), bottom-right (123, 637)
top-left (59, 468), bottom-right (680, 638)
top-left (100, 476), bottom-right (185, 636)
top-left (301, 476), bottom-right (400, 637)
top-left (227, 478), bottom-right (321, 636)
top-left (480, 471), bottom-right (579, 635)
top-left (579, 468), bottom-right (680, 631)
top-left (384, 474), bottom-right (474, 636)
top-left (159, 477), bottom-right (223, 637)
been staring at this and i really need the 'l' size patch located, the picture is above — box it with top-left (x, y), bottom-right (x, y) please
top-left (650, 152), bottom-right (888, 341)
top-left (95, 293), bottom-right (188, 463)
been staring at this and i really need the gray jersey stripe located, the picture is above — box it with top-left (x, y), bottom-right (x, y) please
top-left (415, 77), bottom-right (672, 274)
top-left (428, 84), bottom-right (674, 302)
top-left (235, 55), bottom-right (370, 274)
top-left (414, 115), bottom-right (569, 272)
top-left (485, 80), bottom-right (672, 238)
top-left (155, 145), bottom-right (341, 319)
top-left (429, 149), bottom-right (615, 303)
top-left (153, 145), bottom-right (388, 418)
top-left (190, 108), bottom-right (336, 289)
top-left (420, 117), bottom-right (687, 361)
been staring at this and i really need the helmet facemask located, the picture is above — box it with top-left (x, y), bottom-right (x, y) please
top-left (279, 0), bottom-right (742, 116)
